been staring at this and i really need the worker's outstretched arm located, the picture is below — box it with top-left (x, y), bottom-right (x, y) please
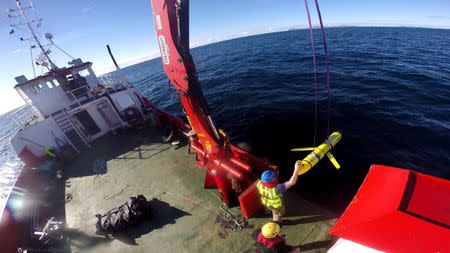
top-left (284, 161), bottom-right (301, 190)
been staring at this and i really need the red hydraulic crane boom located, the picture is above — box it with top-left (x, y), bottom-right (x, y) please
top-left (150, 0), bottom-right (272, 215)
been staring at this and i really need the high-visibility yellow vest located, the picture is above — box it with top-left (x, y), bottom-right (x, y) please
top-left (256, 180), bottom-right (283, 209)
top-left (43, 147), bottom-right (56, 159)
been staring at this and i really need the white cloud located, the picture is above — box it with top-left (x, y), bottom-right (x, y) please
top-left (52, 31), bottom-right (86, 44)
top-left (427, 16), bottom-right (450, 20)
top-left (93, 51), bottom-right (160, 76)
top-left (12, 49), bottom-right (22, 55)
top-left (81, 7), bottom-right (92, 14)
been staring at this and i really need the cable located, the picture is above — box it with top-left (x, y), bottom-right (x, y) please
top-left (52, 41), bottom-right (75, 60)
top-left (103, 184), bottom-right (130, 200)
top-left (29, 30), bottom-right (36, 77)
top-left (304, 0), bottom-right (318, 146)
top-left (314, 0), bottom-right (332, 136)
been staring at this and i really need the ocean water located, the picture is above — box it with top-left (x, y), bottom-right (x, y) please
top-left (0, 106), bottom-right (32, 210)
top-left (1, 27), bottom-right (449, 212)
top-left (124, 27), bottom-right (450, 211)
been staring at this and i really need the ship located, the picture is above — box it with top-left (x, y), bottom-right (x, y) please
top-left (1, 0), bottom-right (449, 253)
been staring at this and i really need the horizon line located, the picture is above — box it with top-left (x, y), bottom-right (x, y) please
top-left (3, 24), bottom-right (449, 116)
top-left (98, 24), bottom-right (449, 75)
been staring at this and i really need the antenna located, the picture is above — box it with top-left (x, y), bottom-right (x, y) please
top-left (10, 0), bottom-right (58, 70)
top-left (16, 0), bottom-right (57, 70)
top-left (45, 32), bottom-right (75, 60)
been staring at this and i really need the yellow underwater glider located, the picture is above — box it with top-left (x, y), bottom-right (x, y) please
top-left (291, 131), bottom-right (342, 175)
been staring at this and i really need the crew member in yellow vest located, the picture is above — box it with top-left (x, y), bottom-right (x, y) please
top-left (257, 161), bottom-right (300, 222)
top-left (43, 146), bottom-right (57, 160)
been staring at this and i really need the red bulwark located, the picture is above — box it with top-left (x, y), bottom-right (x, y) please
top-left (330, 165), bottom-right (450, 253)
top-left (0, 209), bottom-right (21, 253)
top-left (239, 180), bottom-right (262, 219)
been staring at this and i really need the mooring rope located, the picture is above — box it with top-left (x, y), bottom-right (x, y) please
top-left (313, 0), bottom-right (332, 136)
top-left (304, 0), bottom-right (318, 146)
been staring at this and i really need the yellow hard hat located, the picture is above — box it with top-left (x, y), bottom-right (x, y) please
top-left (261, 222), bottom-right (281, 238)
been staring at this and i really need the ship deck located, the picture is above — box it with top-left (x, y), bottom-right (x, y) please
top-left (63, 126), bottom-right (336, 253)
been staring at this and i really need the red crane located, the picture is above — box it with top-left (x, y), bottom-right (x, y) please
top-left (150, 0), bottom-right (273, 216)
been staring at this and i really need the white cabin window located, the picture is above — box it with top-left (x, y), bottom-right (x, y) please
top-left (29, 84), bottom-right (41, 94)
top-left (46, 81), bottom-right (56, 88)
top-left (38, 82), bottom-right (50, 91)
top-left (78, 69), bottom-right (90, 77)
top-left (29, 85), bottom-right (38, 94)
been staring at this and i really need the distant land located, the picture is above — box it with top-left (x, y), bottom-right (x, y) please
top-left (100, 24), bottom-right (449, 75)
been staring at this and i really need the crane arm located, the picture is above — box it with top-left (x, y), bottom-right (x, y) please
top-left (151, 0), bottom-right (221, 152)
top-left (151, 0), bottom-right (272, 213)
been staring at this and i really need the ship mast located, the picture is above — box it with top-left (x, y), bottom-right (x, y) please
top-left (15, 0), bottom-right (57, 70)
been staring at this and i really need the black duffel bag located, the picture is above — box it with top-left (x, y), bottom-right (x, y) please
top-left (95, 195), bottom-right (150, 233)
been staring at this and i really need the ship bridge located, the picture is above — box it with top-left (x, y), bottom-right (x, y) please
top-left (11, 59), bottom-right (148, 165)
top-left (14, 60), bottom-right (129, 118)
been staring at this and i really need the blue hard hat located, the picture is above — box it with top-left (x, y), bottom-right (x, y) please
top-left (261, 170), bottom-right (277, 183)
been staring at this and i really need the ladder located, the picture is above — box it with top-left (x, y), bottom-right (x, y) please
top-left (51, 109), bottom-right (90, 152)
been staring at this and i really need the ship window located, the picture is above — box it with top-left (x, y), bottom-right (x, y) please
top-left (38, 82), bottom-right (50, 91)
top-left (46, 81), bottom-right (55, 88)
top-left (30, 84), bottom-right (39, 94)
top-left (78, 69), bottom-right (90, 77)
top-left (41, 81), bottom-right (52, 89)
top-left (53, 79), bottom-right (61, 86)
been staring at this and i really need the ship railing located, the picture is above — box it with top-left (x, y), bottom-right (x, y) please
top-left (8, 104), bottom-right (44, 130)
top-left (98, 75), bottom-right (133, 94)
top-left (65, 85), bottom-right (94, 108)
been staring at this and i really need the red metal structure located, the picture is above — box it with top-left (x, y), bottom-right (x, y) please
top-left (150, 0), bottom-right (272, 215)
top-left (330, 165), bottom-right (450, 253)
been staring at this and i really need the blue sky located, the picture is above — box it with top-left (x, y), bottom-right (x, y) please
top-left (0, 0), bottom-right (449, 114)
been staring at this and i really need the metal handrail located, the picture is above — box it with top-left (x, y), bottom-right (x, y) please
top-left (98, 75), bottom-right (131, 90)
top-left (66, 85), bottom-right (90, 94)
top-left (8, 104), bottom-right (44, 129)
top-left (65, 85), bottom-right (92, 107)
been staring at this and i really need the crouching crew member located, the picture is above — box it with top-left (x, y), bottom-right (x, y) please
top-left (255, 222), bottom-right (301, 253)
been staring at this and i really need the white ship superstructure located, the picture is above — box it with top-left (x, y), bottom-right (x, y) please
top-left (3, 0), bottom-right (150, 222)
top-left (6, 0), bottom-right (148, 165)
top-left (11, 59), bottom-right (147, 159)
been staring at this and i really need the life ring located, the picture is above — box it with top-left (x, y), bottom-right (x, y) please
top-left (123, 107), bottom-right (142, 126)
